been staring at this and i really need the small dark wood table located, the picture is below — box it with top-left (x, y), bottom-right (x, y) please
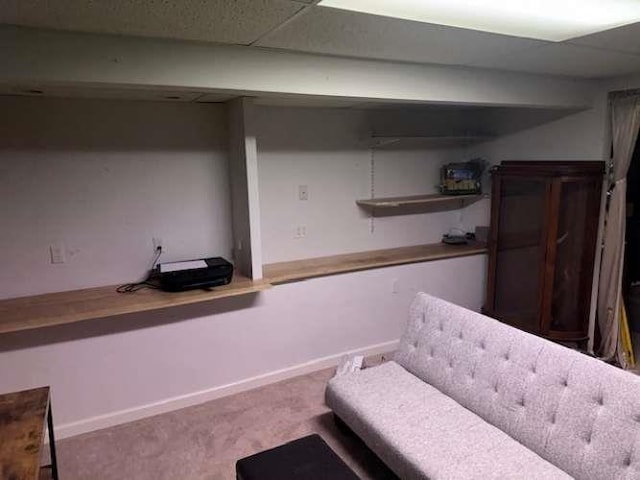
top-left (0, 386), bottom-right (59, 480)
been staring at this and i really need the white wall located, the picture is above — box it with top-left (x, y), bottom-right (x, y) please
top-left (0, 96), bottom-right (489, 439)
top-left (0, 255), bottom-right (486, 438)
top-left (257, 106), bottom-right (489, 263)
top-left (0, 82), bottom-right (614, 440)
top-left (605, 72), bottom-right (640, 92)
top-left (0, 96), bottom-right (232, 298)
top-left (473, 101), bottom-right (608, 162)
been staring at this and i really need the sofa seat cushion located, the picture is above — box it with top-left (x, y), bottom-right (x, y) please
top-left (327, 361), bottom-right (572, 480)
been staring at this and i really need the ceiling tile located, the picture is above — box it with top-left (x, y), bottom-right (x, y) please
top-left (569, 22), bottom-right (640, 55)
top-left (255, 7), bottom-right (547, 67)
top-left (480, 43), bottom-right (640, 78)
top-left (0, 0), bottom-right (304, 45)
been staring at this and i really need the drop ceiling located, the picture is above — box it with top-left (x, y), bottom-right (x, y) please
top-left (1, 0), bottom-right (640, 79)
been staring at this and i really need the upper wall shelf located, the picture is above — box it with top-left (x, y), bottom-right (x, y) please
top-left (0, 275), bottom-right (270, 335)
top-left (356, 193), bottom-right (485, 213)
top-left (368, 135), bottom-right (494, 149)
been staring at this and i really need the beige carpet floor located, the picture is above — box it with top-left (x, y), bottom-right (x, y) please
top-left (54, 367), bottom-right (398, 480)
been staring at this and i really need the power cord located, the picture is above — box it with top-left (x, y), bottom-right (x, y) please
top-left (116, 246), bottom-right (163, 293)
top-left (149, 245), bottom-right (163, 270)
top-left (116, 280), bottom-right (160, 293)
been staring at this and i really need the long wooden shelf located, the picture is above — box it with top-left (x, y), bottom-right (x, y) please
top-left (356, 193), bottom-right (484, 209)
top-left (369, 135), bottom-right (493, 149)
top-left (0, 275), bottom-right (270, 335)
top-left (0, 243), bottom-right (486, 334)
top-left (263, 241), bottom-right (487, 284)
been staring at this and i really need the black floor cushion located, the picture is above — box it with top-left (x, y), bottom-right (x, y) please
top-left (236, 434), bottom-right (360, 480)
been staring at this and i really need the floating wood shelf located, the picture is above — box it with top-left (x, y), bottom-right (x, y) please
top-left (0, 275), bottom-right (270, 335)
top-left (0, 243), bottom-right (487, 334)
top-left (369, 135), bottom-right (493, 149)
top-left (263, 241), bottom-right (487, 285)
top-left (356, 193), bottom-right (484, 209)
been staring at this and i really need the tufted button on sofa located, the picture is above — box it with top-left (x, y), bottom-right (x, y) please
top-left (326, 293), bottom-right (640, 479)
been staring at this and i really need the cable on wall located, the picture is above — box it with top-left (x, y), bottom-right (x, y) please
top-left (369, 142), bottom-right (376, 234)
top-left (116, 246), bottom-right (163, 293)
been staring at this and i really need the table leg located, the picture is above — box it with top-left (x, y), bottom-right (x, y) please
top-left (47, 405), bottom-right (59, 480)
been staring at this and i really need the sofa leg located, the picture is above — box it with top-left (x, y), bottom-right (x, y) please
top-left (333, 414), bottom-right (355, 436)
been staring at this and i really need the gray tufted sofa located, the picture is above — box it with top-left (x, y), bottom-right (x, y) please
top-left (326, 292), bottom-right (640, 479)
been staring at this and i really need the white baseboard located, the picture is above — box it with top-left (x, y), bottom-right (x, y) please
top-left (55, 340), bottom-right (399, 440)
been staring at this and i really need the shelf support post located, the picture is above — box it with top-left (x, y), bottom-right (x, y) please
top-left (228, 97), bottom-right (263, 280)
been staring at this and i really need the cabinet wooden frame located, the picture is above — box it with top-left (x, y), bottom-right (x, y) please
top-left (484, 161), bottom-right (604, 343)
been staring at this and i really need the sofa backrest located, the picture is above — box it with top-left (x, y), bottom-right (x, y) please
top-left (394, 293), bottom-right (640, 480)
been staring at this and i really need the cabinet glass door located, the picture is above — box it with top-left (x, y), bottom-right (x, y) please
top-left (492, 177), bottom-right (547, 333)
top-left (547, 179), bottom-right (601, 338)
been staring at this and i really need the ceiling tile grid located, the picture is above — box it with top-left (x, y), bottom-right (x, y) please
top-left (0, 0), bottom-right (305, 45)
top-left (255, 7), bottom-right (548, 68)
top-left (0, 0), bottom-right (639, 79)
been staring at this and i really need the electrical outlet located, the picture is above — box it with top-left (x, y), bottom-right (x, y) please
top-left (298, 185), bottom-right (309, 201)
top-left (294, 225), bottom-right (307, 239)
top-left (49, 242), bottom-right (66, 264)
top-left (152, 237), bottom-right (164, 253)
top-left (391, 278), bottom-right (399, 294)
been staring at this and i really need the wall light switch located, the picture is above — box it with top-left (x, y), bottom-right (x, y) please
top-left (298, 185), bottom-right (309, 201)
top-left (50, 243), bottom-right (66, 264)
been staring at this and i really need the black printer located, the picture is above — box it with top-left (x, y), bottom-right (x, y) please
top-left (156, 257), bottom-right (233, 292)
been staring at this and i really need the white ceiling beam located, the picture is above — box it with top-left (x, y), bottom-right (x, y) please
top-left (0, 25), bottom-right (599, 109)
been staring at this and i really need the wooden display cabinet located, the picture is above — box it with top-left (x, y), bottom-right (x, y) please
top-left (484, 161), bottom-right (604, 343)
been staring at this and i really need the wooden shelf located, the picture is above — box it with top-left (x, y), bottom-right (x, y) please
top-left (356, 193), bottom-right (484, 209)
top-left (369, 135), bottom-right (493, 149)
top-left (263, 241), bottom-right (487, 284)
top-left (0, 275), bottom-right (270, 335)
top-left (0, 242), bottom-right (486, 334)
